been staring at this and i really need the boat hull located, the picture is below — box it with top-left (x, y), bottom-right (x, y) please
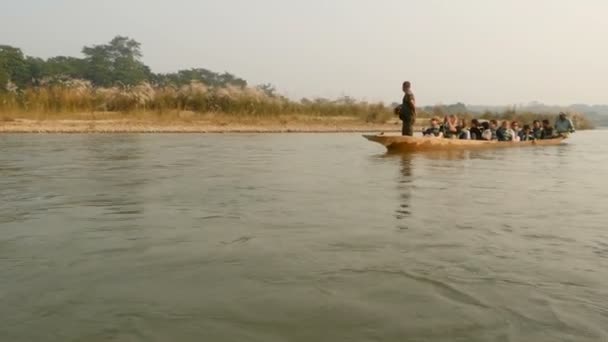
top-left (363, 135), bottom-right (566, 152)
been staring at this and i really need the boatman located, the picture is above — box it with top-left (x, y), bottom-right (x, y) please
top-left (399, 81), bottom-right (416, 136)
top-left (555, 112), bottom-right (575, 137)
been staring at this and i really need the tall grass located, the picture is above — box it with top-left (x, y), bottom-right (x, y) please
top-left (0, 81), bottom-right (395, 123)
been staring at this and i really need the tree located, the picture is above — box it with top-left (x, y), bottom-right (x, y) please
top-left (26, 57), bottom-right (46, 84)
top-left (157, 68), bottom-right (247, 88)
top-left (0, 36), bottom-right (252, 91)
top-left (44, 56), bottom-right (86, 79)
top-left (0, 45), bottom-right (30, 89)
top-left (0, 66), bottom-right (8, 90)
top-left (217, 72), bottom-right (246, 88)
top-left (82, 36), bottom-right (149, 86)
top-left (258, 83), bottom-right (276, 97)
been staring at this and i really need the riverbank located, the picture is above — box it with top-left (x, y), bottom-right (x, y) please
top-left (0, 113), bottom-right (416, 133)
top-left (1, 111), bottom-right (592, 134)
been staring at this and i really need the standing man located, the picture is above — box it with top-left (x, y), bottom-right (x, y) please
top-left (400, 81), bottom-right (416, 136)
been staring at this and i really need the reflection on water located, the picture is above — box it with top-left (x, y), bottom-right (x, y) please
top-left (388, 149), bottom-right (475, 160)
top-left (396, 155), bottom-right (413, 222)
top-left (1, 133), bottom-right (608, 342)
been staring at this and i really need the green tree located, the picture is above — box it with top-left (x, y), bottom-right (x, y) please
top-left (0, 45), bottom-right (30, 89)
top-left (82, 36), bottom-right (149, 86)
top-left (0, 36), bottom-right (251, 92)
top-left (26, 57), bottom-right (46, 84)
top-left (157, 68), bottom-right (247, 88)
top-left (0, 66), bottom-right (8, 90)
top-left (44, 56), bottom-right (86, 79)
top-left (216, 72), bottom-right (246, 88)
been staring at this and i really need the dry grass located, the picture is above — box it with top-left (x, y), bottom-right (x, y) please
top-left (0, 81), bottom-right (395, 123)
top-left (0, 81), bottom-right (400, 132)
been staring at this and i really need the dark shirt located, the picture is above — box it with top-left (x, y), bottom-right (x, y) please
top-left (470, 127), bottom-right (483, 140)
top-left (519, 131), bottom-right (533, 141)
top-left (459, 128), bottom-right (470, 140)
top-left (496, 127), bottom-right (504, 141)
top-left (400, 90), bottom-right (415, 120)
top-left (541, 127), bottom-right (555, 139)
top-left (496, 127), bottom-right (514, 141)
top-left (532, 127), bottom-right (543, 140)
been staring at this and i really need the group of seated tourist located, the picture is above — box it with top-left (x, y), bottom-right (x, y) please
top-left (422, 112), bottom-right (575, 141)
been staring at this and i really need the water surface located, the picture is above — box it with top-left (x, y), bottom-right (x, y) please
top-left (1, 132), bottom-right (607, 341)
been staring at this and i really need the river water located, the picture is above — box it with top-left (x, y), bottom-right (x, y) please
top-left (1, 131), bottom-right (607, 341)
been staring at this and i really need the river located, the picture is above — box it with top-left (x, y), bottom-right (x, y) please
top-left (1, 131), bottom-right (607, 341)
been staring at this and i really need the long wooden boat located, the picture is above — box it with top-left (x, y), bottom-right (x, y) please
top-left (363, 134), bottom-right (567, 152)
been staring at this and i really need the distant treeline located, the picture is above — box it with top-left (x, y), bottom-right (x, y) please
top-left (0, 36), bottom-right (247, 89)
top-left (468, 103), bottom-right (608, 128)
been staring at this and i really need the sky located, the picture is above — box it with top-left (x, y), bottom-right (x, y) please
top-left (1, 0), bottom-right (607, 106)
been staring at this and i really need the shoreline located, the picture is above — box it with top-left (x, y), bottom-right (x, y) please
top-left (0, 118), bottom-right (415, 134)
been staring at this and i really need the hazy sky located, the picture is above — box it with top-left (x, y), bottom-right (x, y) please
top-left (1, 0), bottom-right (607, 105)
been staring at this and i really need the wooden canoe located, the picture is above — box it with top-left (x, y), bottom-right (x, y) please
top-left (363, 134), bottom-right (567, 152)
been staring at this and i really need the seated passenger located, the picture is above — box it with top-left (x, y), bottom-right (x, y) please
top-left (423, 117), bottom-right (444, 137)
top-left (555, 112), bottom-right (575, 136)
top-left (489, 120), bottom-right (498, 140)
top-left (519, 124), bottom-right (534, 141)
top-left (532, 120), bottom-right (543, 140)
top-left (541, 119), bottom-right (555, 139)
top-left (511, 121), bottom-right (521, 142)
top-left (481, 122), bottom-right (493, 141)
top-left (496, 120), bottom-right (515, 141)
top-left (469, 119), bottom-right (483, 140)
top-left (458, 119), bottom-right (471, 140)
top-left (442, 115), bottom-right (459, 139)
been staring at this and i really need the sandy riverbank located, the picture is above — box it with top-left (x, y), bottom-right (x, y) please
top-left (0, 113), bottom-right (427, 133)
top-left (0, 119), bottom-right (407, 133)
